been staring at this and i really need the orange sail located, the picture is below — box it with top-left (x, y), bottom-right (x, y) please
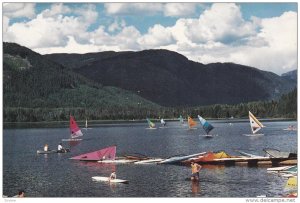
top-left (188, 116), bottom-right (197, 128)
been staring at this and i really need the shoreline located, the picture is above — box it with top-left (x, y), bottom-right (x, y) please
top-left (3, 118), bottom-right (296, 129)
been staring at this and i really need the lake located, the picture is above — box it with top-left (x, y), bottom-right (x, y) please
top-left (2, 120), bottom-right (297, 197)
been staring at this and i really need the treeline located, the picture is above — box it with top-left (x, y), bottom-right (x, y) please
top-left (3, 88), bottom-right (297, 122)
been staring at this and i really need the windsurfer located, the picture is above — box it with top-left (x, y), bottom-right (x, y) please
top-left (44, 144), bottom-right (49, 151)
top-left (109, 171), bottom-right (116, 181)
top-left (57, 143), bottom-right (65, 152)
top-left (191, 161), bottom-right (202, 181)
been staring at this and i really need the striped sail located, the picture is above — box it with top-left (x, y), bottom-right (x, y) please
top-left (198, 115), bottom-right (214, 134)
top-left (146, 118), bottom-right (155, 128)
top-left (188, 116), bottom-right (197, 128)
top-left (249, 111), bottom-right (265, 134)
top-left (70, 116), bottom-right (83, 138)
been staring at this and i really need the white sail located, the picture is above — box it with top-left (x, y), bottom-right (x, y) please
top-left (249, 111), bottom-right (265, 134)
top-left (85, 119), bottom-right (88, 129)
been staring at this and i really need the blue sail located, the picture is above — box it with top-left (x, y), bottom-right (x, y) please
top-left (198, 115), bottom-right (214, 134)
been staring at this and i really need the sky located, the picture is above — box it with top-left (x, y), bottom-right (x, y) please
top-left (2, 2), bottom-right (297, 75)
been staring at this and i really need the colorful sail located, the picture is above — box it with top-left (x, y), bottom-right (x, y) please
top-left (249, 111), bottom-right (265, 134)
top-left (70, 146), bottom-right (116, 161)
top-left (146, 118), bottom-right (155, 128)
top-left (179, 115), bottom-right (184, 124)
top-left (198, 115), bottom-right (214, 134)
top-left (70, 116), bottom-right (83, 138)
top-left (188, 116), bottom-right (197, 128)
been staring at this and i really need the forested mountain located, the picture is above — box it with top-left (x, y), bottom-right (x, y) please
top-left (46, 50), bottom-right (296, 107)
top-left (3, 42), bottom-right (159, 116)
top-left (3, 42), bottom-right (297, 122)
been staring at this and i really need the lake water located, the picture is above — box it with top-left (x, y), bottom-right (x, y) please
top-left (2, 120), bottom-right (297, 197)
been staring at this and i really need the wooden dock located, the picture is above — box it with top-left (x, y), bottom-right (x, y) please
top-left (196, 157), bottom-right (297, 167)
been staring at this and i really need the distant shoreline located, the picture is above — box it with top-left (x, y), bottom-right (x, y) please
top-left (3, 118), bottom-right (296, 129)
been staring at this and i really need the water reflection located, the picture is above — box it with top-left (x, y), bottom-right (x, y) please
top-left (191, 180), bottom-right (201, 196)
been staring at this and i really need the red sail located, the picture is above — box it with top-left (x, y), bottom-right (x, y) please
top-left (70, 116), bottom-right (83, 138)
top-left (70, 146), bottom-right (116, 161)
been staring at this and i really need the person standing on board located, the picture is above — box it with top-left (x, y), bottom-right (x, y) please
top-left (44, 144), bottom-right (49, 151)
top-left (109, 171), bottom-right (116, 181)
top-left (190, 161), bottom-right (202, 181)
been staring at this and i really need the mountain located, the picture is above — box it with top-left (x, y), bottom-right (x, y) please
top-left (46, 50), bottom-right (296, 107)
top-left (3, 42), bottom-right (159, 110)
top-left (281, 69), bottom-right (297, 82)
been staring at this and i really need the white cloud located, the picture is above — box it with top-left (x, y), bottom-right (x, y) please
top-left (3, 3), bottom-right (98, 48)
top-left (138, 24), bottom-right (174, 48)
top-left (164, 3), bottom-right (197, 17)
top-left (3, 3), bottom-right (36, 19)
top-left (104, 3), bottom-right (163, 15)
top-left (108, 19), bottom-right (126, 33)
top-left (41, 3), bottom-right (71, 18)
top-left (3, 3), bottom-right (297, 74)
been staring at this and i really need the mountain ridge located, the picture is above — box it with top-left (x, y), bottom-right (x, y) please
top-left (46, 49), bottom-right (296, 107)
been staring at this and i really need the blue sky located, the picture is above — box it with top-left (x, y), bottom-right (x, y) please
top-left (3, 2), bottom-right (298, 74)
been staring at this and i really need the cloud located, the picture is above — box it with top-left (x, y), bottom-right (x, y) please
top-left (138, 24), bottom-right (174, 48)
top-left (3, 3), bottom-right (297, 74)
top-left (4, 3), bottom-right (98, 48)
top-left (104, 3), bottom-right (163, 15)
top-left (164, 3), bottom-right (198, 17)
top-left (108, 19), bottom-right (126, 33)
top-left (3, 3), bottom-right (36, 19)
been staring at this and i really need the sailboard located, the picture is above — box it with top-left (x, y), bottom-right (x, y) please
top-left (70, 145), bottom-right (116, 161)
top-left (62, 116), bottom-right (83, 141)
top-left (188, 116), bottom-right (197, 129)
top-left (92, 176), bottom-right (129, 184)
top-left (84, 118), bottom-right (92, 130)
top-left (146, 118), bottom-right (157, 129)
top-left (244, 111), bottom-right (265, 136)
top-left (198, 115), bottom-right (215, 138)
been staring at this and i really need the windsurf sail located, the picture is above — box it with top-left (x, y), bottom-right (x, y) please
top-left (70, 145), bottom-right (116, 161)
top-left (70, 115), bottom-right (83, 138)
top-left (179, 115), bottom-right (184, 124)
top-left (198, 115), bottom-right (214, 134)
top-left (85, 119), bottom-right (88, 129)
top-left (188, 116), bottom-right (197, 128)
top-left (146, 118), bottom-right (155, 128)
top-left (249, 111), bottom-right (265, 134)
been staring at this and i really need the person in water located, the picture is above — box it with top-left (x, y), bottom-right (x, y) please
top-left (13, 190), bottom-right (25, 197)
top-left (57, 143), bottom-right (65, 152)
top-left (109, 171), bottom-right (116, 181)
top-left (44, 144), bottom-right (49, 151)
top-left (191, 161), bottom-right (202, 181)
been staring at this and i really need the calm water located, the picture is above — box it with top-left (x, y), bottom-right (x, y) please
top-left (3, 120), bottom-right (297, 197)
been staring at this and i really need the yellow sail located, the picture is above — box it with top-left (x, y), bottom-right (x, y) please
top-left (249, 111), bottom-right (265, 134)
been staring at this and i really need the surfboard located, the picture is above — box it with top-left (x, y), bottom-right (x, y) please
top-left (92, 176), bottom-right (129, 184)
top-left (97, 159), bottom-right (136, 164)
top-left (134, 158), bottom-right (164, 164)
top-left (37, 150), bottom-right (57, 154)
